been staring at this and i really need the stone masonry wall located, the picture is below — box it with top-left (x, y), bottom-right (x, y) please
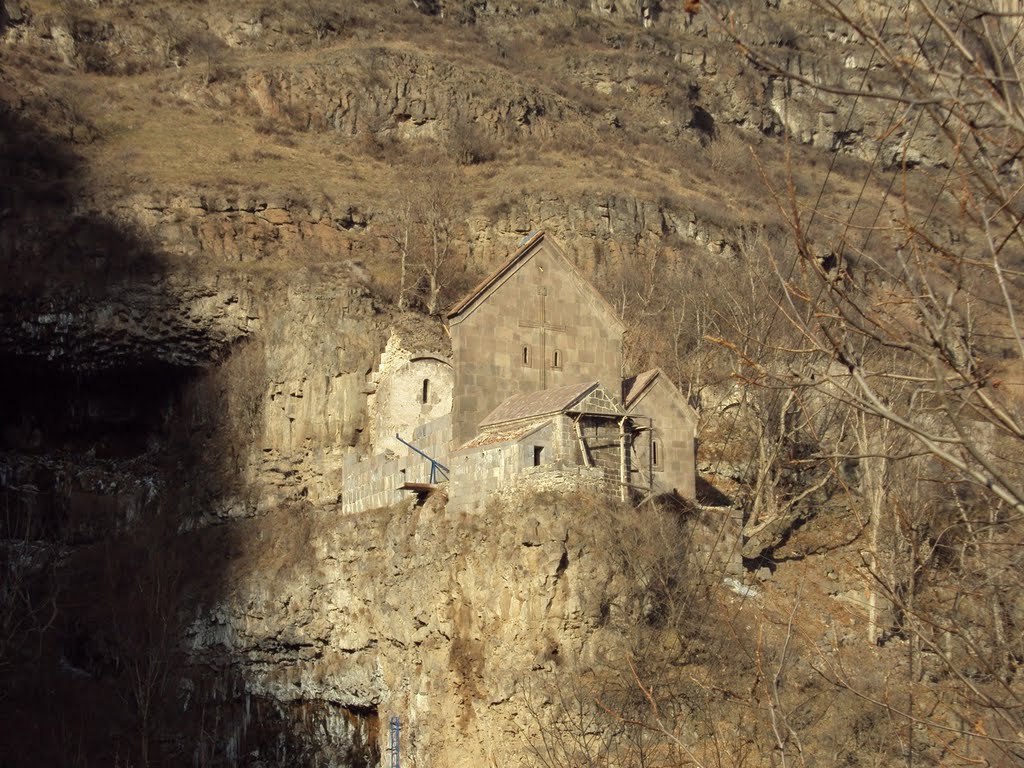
top-left (448, 416), bottom-right (617, 512)
top-left (629, 379), bottom-right (697, 499)
top-left (449, 239), bottom-right (623, 448)
top-left (578, 415), bottom-right (628, 483)
top-left (341, 415), bottom-right (451, 514)
top-left (489, 464), bottom-right (607, 507)
top-left (449, 421), bottom-right (556, 512)
top-left (367, 331), bottom-right (453, 456)
top-left (411, 413), bottom-right (452, 462)
top-left (341, 452), bottom-right (426, 514)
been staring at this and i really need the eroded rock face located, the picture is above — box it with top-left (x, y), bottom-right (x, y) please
top-left (0, 270), bottom-right (391, 764)
top-left (0, 2), bottom-right (967, 764)
top-left (0, 265), bottom-right (385, 533)
top-left (0, 280), bottom-right (254, 370)
top-left (178, 487), bottom-right (738, 767)
top-left (182, 492), bottom-right (613, 768)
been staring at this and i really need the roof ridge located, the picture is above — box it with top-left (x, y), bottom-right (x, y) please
top-left (446, 230), bottom-right (545, 318)
top-left (623, 367), bottom-right (663, 409)
top-left (479, 380), bottom-right (599, 427)
top-left (445, 232), bottom-right (625, 334)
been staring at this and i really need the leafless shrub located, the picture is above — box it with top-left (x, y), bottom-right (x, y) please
top-left (447, 120), bottom-right (498, 165)
top-left (356, 126), bottom-right (400, 161)
top-left (255, 116), bottom-right (290, 136)
top-left (182, 29), bottom-right (228, 85)
top-left (297, 0), bottom-right (354, 41)
top-left (706, 127), bottom-right (752, 181)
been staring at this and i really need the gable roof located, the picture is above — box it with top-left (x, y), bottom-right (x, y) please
top-left (571, 385), bottom-right (625, 418)
top-left (623, 367), bottom-right (697, 420)
top-left (480, 380), bottom-right (627, 428)
top-left (457, 420), bottom-right (552, 451)
top-left (446, 230), bottom-right (625, 332)
top-left (480, 380), bottom-right (598, 427)
top-left (622, 368), bottom-right (662, 409)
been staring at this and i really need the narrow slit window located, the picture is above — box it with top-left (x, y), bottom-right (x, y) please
top-left (652, 439), bottom-right (661, 469)
top-left (421, 378), bottom-right (430, 404)
top-left (552, 350), bottom-right (561, 369)
top-left (522, 345), bottom-right (531, 366)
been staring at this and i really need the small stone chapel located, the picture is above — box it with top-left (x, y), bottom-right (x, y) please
top-left (341, 231), bottom-right (697, 514)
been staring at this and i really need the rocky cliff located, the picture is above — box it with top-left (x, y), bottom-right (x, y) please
top-left (182, 493), bottom-right (607, 767)
top-left (0, 1), bottom-right (989, 766)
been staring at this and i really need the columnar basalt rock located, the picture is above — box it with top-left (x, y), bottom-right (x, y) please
top-left (182, 491), bottom-right (629, 768)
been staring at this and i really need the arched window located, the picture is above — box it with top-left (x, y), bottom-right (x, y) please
top-left (522, 345), bottom-right (531, 366)
top-left (421, 378), bottom-right (429, 404)
top-left (552, 350), bottom-right (562, 369)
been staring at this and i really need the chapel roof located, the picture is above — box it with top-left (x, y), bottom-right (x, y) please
top-left (447, 230), bottom-right (544, 318)
top-left (445, 231), bottom-right (624, 332)
top-left (622, 368), bottom-right (662, 409)
top-left (458, 420), bottom-right (551, 451)
top-left (622, 367), bottom-right (698, 421)
top-left (480, 380), bottom-right (599, 427)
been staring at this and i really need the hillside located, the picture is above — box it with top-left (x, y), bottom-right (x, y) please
top-left (2, 1), bottom-right (1022, 767)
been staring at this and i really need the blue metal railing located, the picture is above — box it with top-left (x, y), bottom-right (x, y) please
top-left (395, 433), bottom-right (450, 483)
top-left (389, 715), bottom-right (401, 768)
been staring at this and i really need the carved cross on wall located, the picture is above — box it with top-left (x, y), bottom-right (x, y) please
top-left (519, 285), bottom-right (566, 389)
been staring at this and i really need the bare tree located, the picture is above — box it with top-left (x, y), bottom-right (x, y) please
top-left (703, 0), bottom-right (1024, 759)
top-left (0, 489), bottom-right (58, 683)
top-left (384, 195), bottom-right (415, 311)
top-left (383, 156), bottom-right (468, 315)
top-left (103, 523), bottom-right (184, 768)
top-left (417, 162), bottom-right (466, 315)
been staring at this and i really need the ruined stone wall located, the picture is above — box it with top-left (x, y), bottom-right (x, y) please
top-left (449, 241), bottom-right (623, 448)
top-left (369, 354), bottom-right (452, 454)
top-left (490, 464), bottom-right (607, 506)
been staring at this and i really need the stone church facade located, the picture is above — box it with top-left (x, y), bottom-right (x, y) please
top-left (341, 231), bottom-right (697, 514)
top-left (446, 231), bottom-right (625, 448)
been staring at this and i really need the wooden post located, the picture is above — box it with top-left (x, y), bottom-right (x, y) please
top-left (619, 417), bottom-right (628, 502)
top-left (574, 417), bottom-right (593, 467)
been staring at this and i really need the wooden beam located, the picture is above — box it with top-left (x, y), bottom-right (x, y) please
top-left (619, 417), bottom-right (628, 503)
top-left (574, 417), bottom-right (593, 467)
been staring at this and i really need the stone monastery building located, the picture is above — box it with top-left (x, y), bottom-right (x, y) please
top-left (342, 231), bottom-right (697, 514)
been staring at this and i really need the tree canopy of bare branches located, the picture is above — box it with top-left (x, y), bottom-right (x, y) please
top-left (703, 0), bottom-right (1024, 761)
